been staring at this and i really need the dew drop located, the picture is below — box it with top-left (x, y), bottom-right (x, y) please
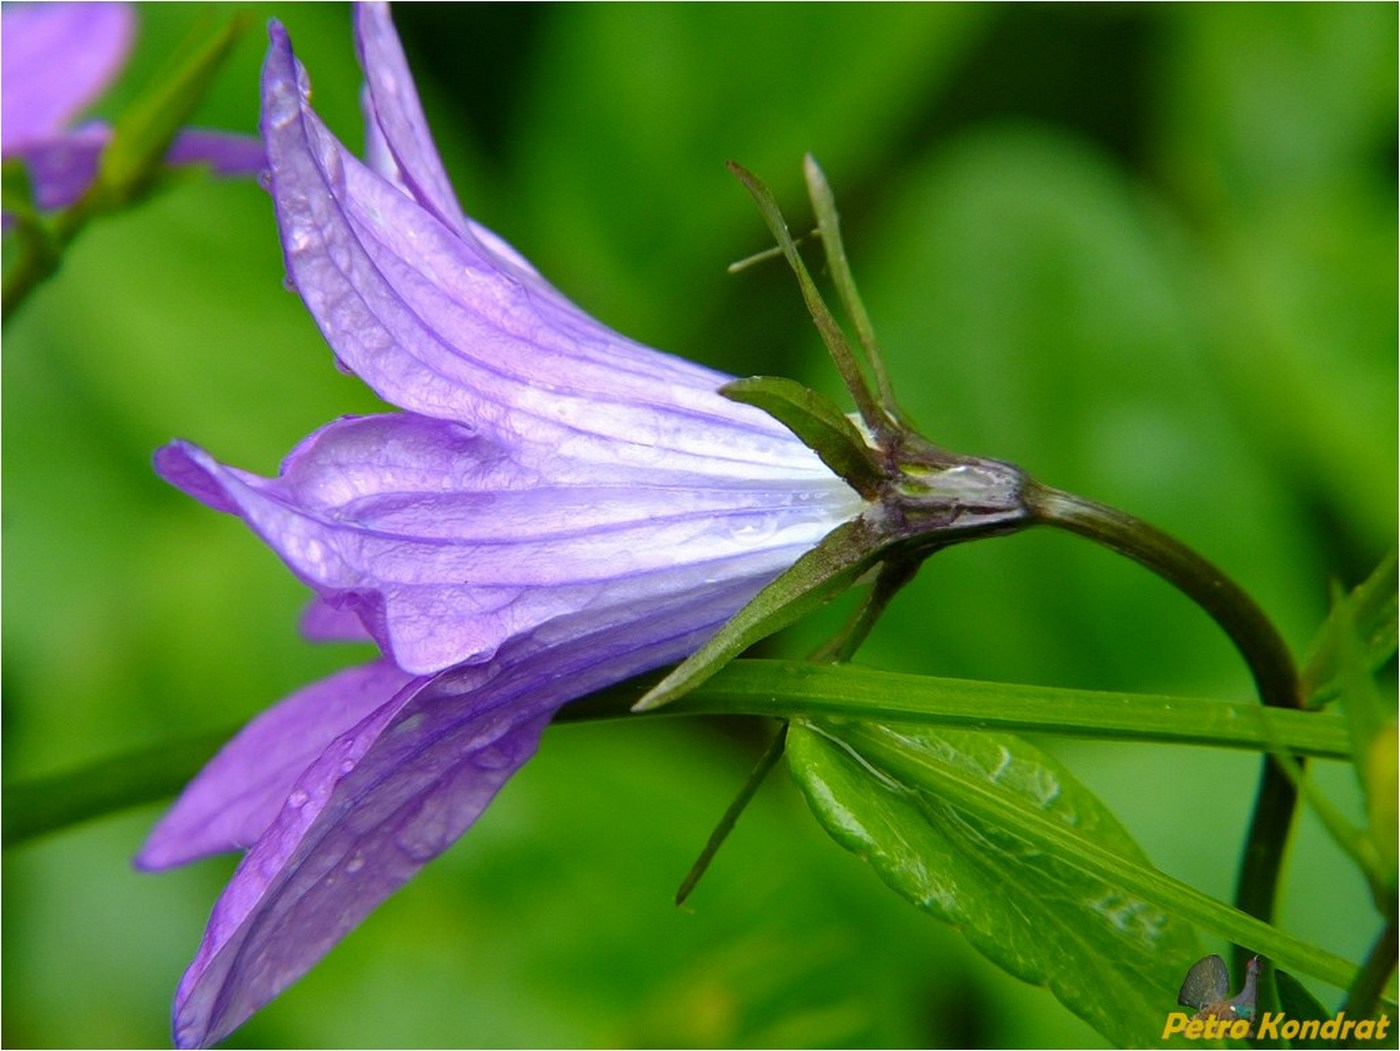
top-left (339, 758), bottom-right (356, 776)
top-left (728, 515), bottom-right (777, 545)
top-left (345, 853), bottom-right (365, 874)
top-left (287, 788), bottom-right (309, 809)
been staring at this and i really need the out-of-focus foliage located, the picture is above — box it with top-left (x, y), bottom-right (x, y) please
top-left (3, 4), bottom-right (1393, 1047)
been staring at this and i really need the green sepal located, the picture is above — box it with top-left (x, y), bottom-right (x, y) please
top-left (727, 160), bottom-right (893, 439)
top-left (721, 375), bottom-right (883, 497)
top-left (633, 519), bottom-right (881, 711)
top-left (1302, 551), bottom-right (1398, 707)
top-left (96, 12), bottom-right (248, 205)
top-left (785, 718), bottom-right (1361, 1008)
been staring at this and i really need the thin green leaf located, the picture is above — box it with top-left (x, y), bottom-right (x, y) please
top-left (675, 723), bottom-right (788, 906)
top-left (633, 521), bottom-right (882, 711)
top-left (1303, 552), bottom-right (1398, 707)
top-left (802, 154), bottom-right (902, 422)
top-left (97, 12), bottom-right (248, 202)
top-left (648, 660), bottom-right (1353, 759)
top-left (788, 720), bottom-right (1362, 1023)
top-left (9, 660), bottom-right (1355, 848)
top-left (726, 160), bottom-right (894, 439)
top-left (721, 375), bottom-right (883, 497)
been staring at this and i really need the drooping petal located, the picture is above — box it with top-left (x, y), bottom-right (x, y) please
top-left (164, 129), bottom-right (267, 177)
top-left (3, 125), bottom-right (109, 212)
top-left (352, 1), bottom-right (469, 237)
top-left (1, 2), bottom-right (134, 150)
top-left (155, 412), bottom-right (857, 673)
top-left (262, 22), bottom-right (833, 478)
top-left (170, 577), bottom-right (759, 1049)
top-left (136, 661), bottom-right (421, 870)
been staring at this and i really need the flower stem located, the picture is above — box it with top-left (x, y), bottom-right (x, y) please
top-left (1342, 918), bottom-right (1398, 1022)
top-left (1024, 481), bottom-right (1302, 970)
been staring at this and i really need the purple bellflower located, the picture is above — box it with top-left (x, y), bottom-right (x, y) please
top-left (1, 2), bottom-right (263, 214)
top-left (138, 5), bottom-right (861, 1046)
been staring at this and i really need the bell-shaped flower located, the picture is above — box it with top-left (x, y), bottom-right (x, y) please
top-left (138, 5), bottom-right (861, 1046)
top-left (1, 2), bottom-right (263, 214)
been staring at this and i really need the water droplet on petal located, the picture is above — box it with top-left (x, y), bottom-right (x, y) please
top-left (345, 853), bottom-right (365, 874)
top-left (287, 788), bottom-right (309, 809)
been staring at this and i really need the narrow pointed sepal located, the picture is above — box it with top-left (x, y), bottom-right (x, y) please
top-left (634, 518), bottom-right (882, 711)
top-left (721, 375), bottom-right (883, 498)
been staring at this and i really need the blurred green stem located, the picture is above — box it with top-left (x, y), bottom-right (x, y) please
top-left (1343, 919), bottom-right (1398, 1023)
top-left (1024, 481), bottom-right (1302, 984)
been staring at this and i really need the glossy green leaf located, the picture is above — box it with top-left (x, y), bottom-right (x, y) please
top-left (788, 718), bottom-right (1199, 1045)
top-left (721, 375), bottom-right (882, 497)
top-left (787, 718), bottom-right (1362, 1044)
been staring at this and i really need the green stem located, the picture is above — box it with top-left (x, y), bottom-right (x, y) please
top-left (1024, 482), bottom-right (1302, 976)
top-left (1343, 918), bottom-right (1398, 1023)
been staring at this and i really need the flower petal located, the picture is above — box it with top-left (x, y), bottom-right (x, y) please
top-left (169, 576), bottom-right (758, 1049)
top-left (155, 412), bottom-right (857, 673)
top-left (262, 22), bottom-right (832, 478)
top-left (135, 661), bottom-right (421, 869)
top-left (165, 129), bottom-right (267, 177)
top-left (1, 2), bottom-right (133, 149)
top-left (3, 125), bottom-right (109, 212)
top-left (352, 1), bottom-right (469, 237)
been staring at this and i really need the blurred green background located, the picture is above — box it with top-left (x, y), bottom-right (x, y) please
top-left (3, 3), bottom-right (1394, 1047)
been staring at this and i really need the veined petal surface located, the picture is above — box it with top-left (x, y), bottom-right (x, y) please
top-left (136, 661), bottom-right (421, 869)
top-left (262, 22), bottom-right (838, 477)
top-left (169, 576), bottom-right (766, 1049)
top-left (156, 412), bottom-right (858, 673)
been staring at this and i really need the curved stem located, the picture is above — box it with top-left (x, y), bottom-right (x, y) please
top-left (1025, 481), bottom-right (1302, 970)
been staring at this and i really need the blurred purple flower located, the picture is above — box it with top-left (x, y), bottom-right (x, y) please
top-left (139, 4), bottom-right (860, 1046)
top-left (1, 2), bottom-right (263, 214)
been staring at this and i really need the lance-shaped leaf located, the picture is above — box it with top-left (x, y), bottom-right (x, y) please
top-left (786, 718), bottom-right (1361, 1046)
top-left (97, 13), bottom-right (250, 201)
top-left (722, 375), bottom-right (884, 498)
